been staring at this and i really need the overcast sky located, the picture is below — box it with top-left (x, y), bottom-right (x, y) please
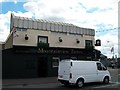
top-left (0, 0), bottom-right (119, 58)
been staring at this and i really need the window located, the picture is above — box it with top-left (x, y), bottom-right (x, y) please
top-left (38, 36), bottom-right (48, 43)
top-left (91, 30), bottom-right (95, 36)
top-left (97, 63), bottom-right (102, 70)
top-left (97, 63), bottom-right (107, 70)
top-left (37, 36), bottom-right (49, 48)
top-left (22, 28), bottom-right (27, 31)
top-left (52, 57), bottom-right (60, 67)
top-left (50, 23), bottom-right (54, 31)
top-left (16, 27), bottom-right (27, 31)
top-left (42, 22), bottom-right (47, 30)
top-left (85, 40), bottom-right (93, 47)
top-left (54, 23), bottom-right (59, 31)
top-left (83, 29), bottom-right (87, 34)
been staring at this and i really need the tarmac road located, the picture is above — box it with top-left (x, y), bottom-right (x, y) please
top-left (2, 82), bottom-right (119, 90)
top-left (2, 68), bottom-right (120, 90)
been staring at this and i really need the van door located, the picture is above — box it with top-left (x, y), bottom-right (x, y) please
top-left (58, 61), bottom-right (71, 80)
top-left (96, 62), bottom-right (107, 81)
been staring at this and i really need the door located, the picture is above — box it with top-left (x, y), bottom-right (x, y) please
top-left (96, 62), bottom-right (107, 81)
top-left (38, 57), bottom-right (48, 77)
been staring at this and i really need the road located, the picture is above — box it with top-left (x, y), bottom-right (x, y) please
top-left (2, 68), bottom-right (120, 89)
top-left (3, 81), bottom-right (119, 89)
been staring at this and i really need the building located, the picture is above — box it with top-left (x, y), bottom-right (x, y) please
top-left (100, 54), bottom-right (110, 67)
top-left (0, 42), bottom-right (5, 50)
top-left (2, 13), bottom-right (101, 79)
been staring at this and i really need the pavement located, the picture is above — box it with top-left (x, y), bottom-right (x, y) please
top-left (2, 76), bottom-right (58, 87)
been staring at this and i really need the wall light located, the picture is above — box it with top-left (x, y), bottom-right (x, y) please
top-left (59, 37), bottom-right (62, 42)
top-left (76, 39), bottom-right (80, 44)
top-left (25, 34), bottom-right (29, 40)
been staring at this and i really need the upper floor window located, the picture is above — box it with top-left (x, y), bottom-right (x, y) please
top-left (38, 36), bottom-right (48, 43)
top-left (16, 27), bottom-right (27, 31)
top-left (85, 40), bottom-right (93, 46)
top-left (85, 40), bottom-right (93, 49)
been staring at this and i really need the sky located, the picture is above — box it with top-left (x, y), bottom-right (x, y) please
top-left (0, 0), bottom-right (119, 58)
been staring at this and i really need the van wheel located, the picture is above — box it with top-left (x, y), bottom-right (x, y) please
top-left (103, 77), bottom-right (109, 84)
top-left (76, 79), bottom-right (84, 88)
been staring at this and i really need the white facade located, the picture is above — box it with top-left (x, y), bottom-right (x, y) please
top-left (11, 14), bottom-right (95, 49)
top-left (13, 29), bottom-right (94, 48)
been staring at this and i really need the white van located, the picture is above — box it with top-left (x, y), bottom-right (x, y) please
top-left (58, 59), bottom-right (111, 88)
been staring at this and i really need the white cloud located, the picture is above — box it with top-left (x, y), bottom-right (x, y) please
top-left (0, 11), bottom-right (33, 42)
top-left (23, 0), bottom-right (79, 20)
top-left (0, 0), bottom-right (119, 58)
top-left (0, 0), bottom-right (3, 2)
top-left (0, 0), bottom-right (25, 2)
top-left (22, 0), bottom-right (118, 29)
top-left (95, 32), bottom-right (118, 58)
top-left (13, 11), bottom-right (33, 18)
top-left (0, 11), bottom-right (11, 41)
top-left (80, 0), bottom-right (118, 9)
top-left (14, 0), bottom-right (17, 4)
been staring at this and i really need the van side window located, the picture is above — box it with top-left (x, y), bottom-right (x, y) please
top-left (97, 63), bottom-right (102, 70)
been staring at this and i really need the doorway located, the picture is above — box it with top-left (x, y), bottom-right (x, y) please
top-left (37, 57), bottom-right (48, 77)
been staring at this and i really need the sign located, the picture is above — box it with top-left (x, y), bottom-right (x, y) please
top-left (38, 48), bottom-right (83, 54)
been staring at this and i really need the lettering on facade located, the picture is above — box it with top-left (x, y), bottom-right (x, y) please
top-left (38, 48), bottom-right (69, 54)
top-left (38, 48), bottom-right (83, 54)
top-left (14, 48), bottom-right (84, 54)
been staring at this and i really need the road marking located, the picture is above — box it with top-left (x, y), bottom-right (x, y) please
top-left (93, 82), bottom-right (120, 88)
top-left (93, 84), bottom-right (117, 88)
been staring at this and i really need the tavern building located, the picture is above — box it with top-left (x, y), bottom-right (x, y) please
top-left (2, 14), bottom-right (101, 79)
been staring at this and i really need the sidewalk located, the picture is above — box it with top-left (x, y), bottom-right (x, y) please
top-left (2, 77), bottom-right (58, 86)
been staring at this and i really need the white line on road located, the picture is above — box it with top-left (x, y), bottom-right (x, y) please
top-left (93, 82), bottom-right (120, 88)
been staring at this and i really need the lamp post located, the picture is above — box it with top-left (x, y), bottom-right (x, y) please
top-left (107, 41), bottom-right (114, 59)
top-left (106, 41), bottom-right (116, 68)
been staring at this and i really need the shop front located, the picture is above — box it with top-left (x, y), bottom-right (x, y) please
top-left (2, 46), bottom-right (100, 79)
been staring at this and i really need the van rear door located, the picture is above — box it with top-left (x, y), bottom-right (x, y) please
top-left (58, 60), bottom-right (71, 80)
